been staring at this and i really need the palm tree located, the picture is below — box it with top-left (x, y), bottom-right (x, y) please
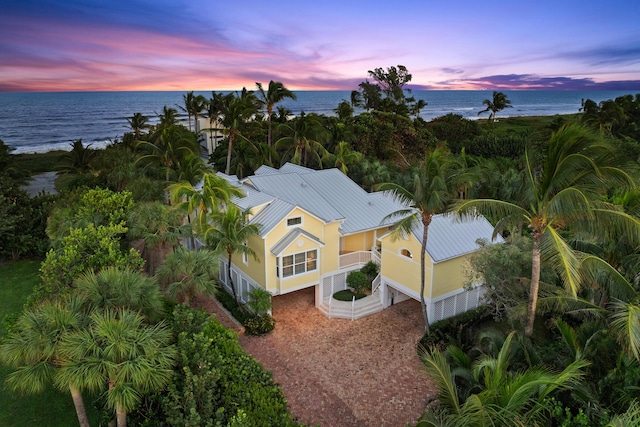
top-left (361, 159), bottom-right (390, 191)
top-left (419, 332), bottom-right (588, 426)
top-left (201, 204), bottom-right (260, 304)
top-left (328, 141), bottom-right (362, 174)
top-left (276, 112), bottom-right (329, 167)
top-left (156, 246), bottom-right (219, 306)
top-left (378, 149), bottom-right (464, 332)
top-left (220, 90), bottom-right (260, 175)
top-left (256, 81), bottom-right (297, 157)
top-left (0, 299), bottom-right (91, 427)
top-left (128, 201), bottom-right (191, 274)
top-left (178, 91), bottom-right (207, 132)
top-left (169, 172), bottom-right (244, 218)
top-left (334, 101), bottom-right (354, 122)
top-left (478, 91), bottom-right (512, 122)
top-left (57, 309), bottom-right (176, 427)
top-left (157, 105), bottom-right (179, 129)
top-left (74, 266), bottom-right (165, 322)
top-left (350, 90), bottom-right (363, 109)
top-left (455, 124), bottom-right (639, 336)
top-left (58, 139), bottom-right (95, 175)
top-left (126, 112), bottom-right (149, 140)
top-left (136, 125), bottom-right (198, 184)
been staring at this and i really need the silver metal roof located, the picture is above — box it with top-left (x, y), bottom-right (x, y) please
top-left (248, 198), bottom-right (296, 237)
top-left (278, 162), bottom-right (315, 174)
top-left (254, 165), bottom-right (279, 175)
top-left (300, 169), bottom-right (402, 235)
top-left (244, 172), bottom-right (344, 223)
top-left (410, 213), bottom-right (502, 263)
top-left (270, 228), bottom-right (324, 255)
top-left (218, 164), bottom-right (499, 262)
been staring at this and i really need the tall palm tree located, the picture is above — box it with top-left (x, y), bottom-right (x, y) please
top-left (201, 204), bottom-right (260, 304)
top-left (455, 124), bottom-right (639, 336)
top-left (256, 81), bottom-right (297, 159)
top-left (276, 112), bottom-right (329, 167)
top-left (478, 91), bottom-right (512, 123)
top-left (220, 90), bottom-right (260, 175)
top-left (0, 298), bottom-right (91, 427)
top-left (74, 266), bottom-right (165, 322)
top-left (126, 112), bottom-right (149, 140)
top-left (178, 91), bottom-right (207, 132)
top-left (57, 309), bottom-right (176, 427)
top-left (378, 149), bottom-right (465, 332)
top-left (419, 332), bottom-right (588, 426)
top-left (128, 201), bottom-right (191, 274)
top-left (156, 246), bottom-right (219, 306)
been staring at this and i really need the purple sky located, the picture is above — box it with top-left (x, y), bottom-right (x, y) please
top-left (1, 0), bottom-right (640, 91)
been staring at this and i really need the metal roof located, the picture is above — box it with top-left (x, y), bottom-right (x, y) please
top-left (218, 164), bottom-right (499, 262)
top-left (248, 198), bottom-right (296, 237)
top-left (278, 162), bottom-right (315, 174)
top-left (254, 165), bottom-right (279, 175)
top-left (409, 213), bottom-right (502, 263)
top-left (244, 172), bottom-right (344, 223)
top-left (270, 228), bottom-right (324, 255)
top-left (300, 168), bottom-right (402, 234)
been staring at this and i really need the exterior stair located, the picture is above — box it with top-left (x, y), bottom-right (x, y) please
top-left (318, 291), bottom-right (384, 320)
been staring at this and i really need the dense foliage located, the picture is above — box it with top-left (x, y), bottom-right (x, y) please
top-left (3, 68), bottom-right (640, 426)
top-left (132, 306), bottom-right (301, 427)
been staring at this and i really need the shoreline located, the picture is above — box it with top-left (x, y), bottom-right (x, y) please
top-left (9, 112), bottom-right (582, 156)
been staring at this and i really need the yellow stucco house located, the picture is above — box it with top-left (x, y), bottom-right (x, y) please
top-left (215, 163), bottom-right (500, 322)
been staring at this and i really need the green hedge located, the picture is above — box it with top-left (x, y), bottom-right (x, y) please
top-left (419, 306), bottom-right (491, 351)
top-left (131, 305), bottom-right (302, 427)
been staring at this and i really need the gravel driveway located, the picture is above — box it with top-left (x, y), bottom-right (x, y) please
top-left (198, 287), bottom-right (436, 427)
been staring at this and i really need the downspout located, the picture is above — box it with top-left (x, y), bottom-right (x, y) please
top-left (429, 258), bottom-right (435, 323)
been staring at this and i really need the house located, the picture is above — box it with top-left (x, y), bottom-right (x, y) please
top-left (215, 163), bottom-right (501, 322)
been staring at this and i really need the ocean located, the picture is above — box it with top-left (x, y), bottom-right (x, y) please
top-left (0, 90), bottom-right (636, 154)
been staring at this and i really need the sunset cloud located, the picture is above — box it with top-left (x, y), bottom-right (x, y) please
top-left (1, 0), bottom-right (639, 92)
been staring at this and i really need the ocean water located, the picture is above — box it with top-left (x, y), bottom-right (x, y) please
top-left (0, 90), bottom-right (636, 154)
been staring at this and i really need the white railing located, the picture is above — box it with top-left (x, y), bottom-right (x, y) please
top-left (339, 251), bottom-right (373, 269)
top-left (371, 273), bottom-right (381, 294)
top-left (371, 246), bottom-right (381, 265)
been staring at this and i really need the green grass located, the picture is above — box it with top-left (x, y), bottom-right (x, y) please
top-left (0, 260), bottom-right (102, 427)
top-left (333, 289), bottom-right (366, 301)
top-left (12, 151), bottom-right (66, 174)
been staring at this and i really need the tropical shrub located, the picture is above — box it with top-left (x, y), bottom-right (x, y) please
top-left (360, 261), bottom-right (380, 282)
top-left (131, 306), bottom-right (301, 426)
top-left (346, 270), bottom-right (368, 295)
top-left (244, 315), bottom-right (276, 336)
top-left (246, 287), bottom-right (272, 316)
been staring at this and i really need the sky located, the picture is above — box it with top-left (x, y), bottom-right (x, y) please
top-left (1, 0), bottom-right (640, 92)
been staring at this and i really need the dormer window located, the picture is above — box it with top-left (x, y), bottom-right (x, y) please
top-left (287, 216), bottom-right (302, 227)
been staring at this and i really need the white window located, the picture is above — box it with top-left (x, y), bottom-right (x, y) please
top-left (277, 249), bottom-right (317, 277)
top-left (286, 216), bottom-right (303, 227)
top-left (400, 248), bottom-right (413, 259)
top-left (242, 241), bottom-right (248, 265)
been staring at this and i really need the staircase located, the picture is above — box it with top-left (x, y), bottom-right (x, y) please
top-left (318, 291), bottom-right (384, 320)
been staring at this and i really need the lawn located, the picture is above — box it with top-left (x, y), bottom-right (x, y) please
top-left (0, 260), bottom-right (102, 427)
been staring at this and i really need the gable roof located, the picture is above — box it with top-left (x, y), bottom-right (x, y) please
top-left (217, 164), bottom-right (499, 260)
top-left (270, 228), bottom-right (324, 255)
top-left (380, 213), bottom-right (501, 263)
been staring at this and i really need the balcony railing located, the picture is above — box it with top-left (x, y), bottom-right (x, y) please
top-left (338, 251), bottom-right (373, 269)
